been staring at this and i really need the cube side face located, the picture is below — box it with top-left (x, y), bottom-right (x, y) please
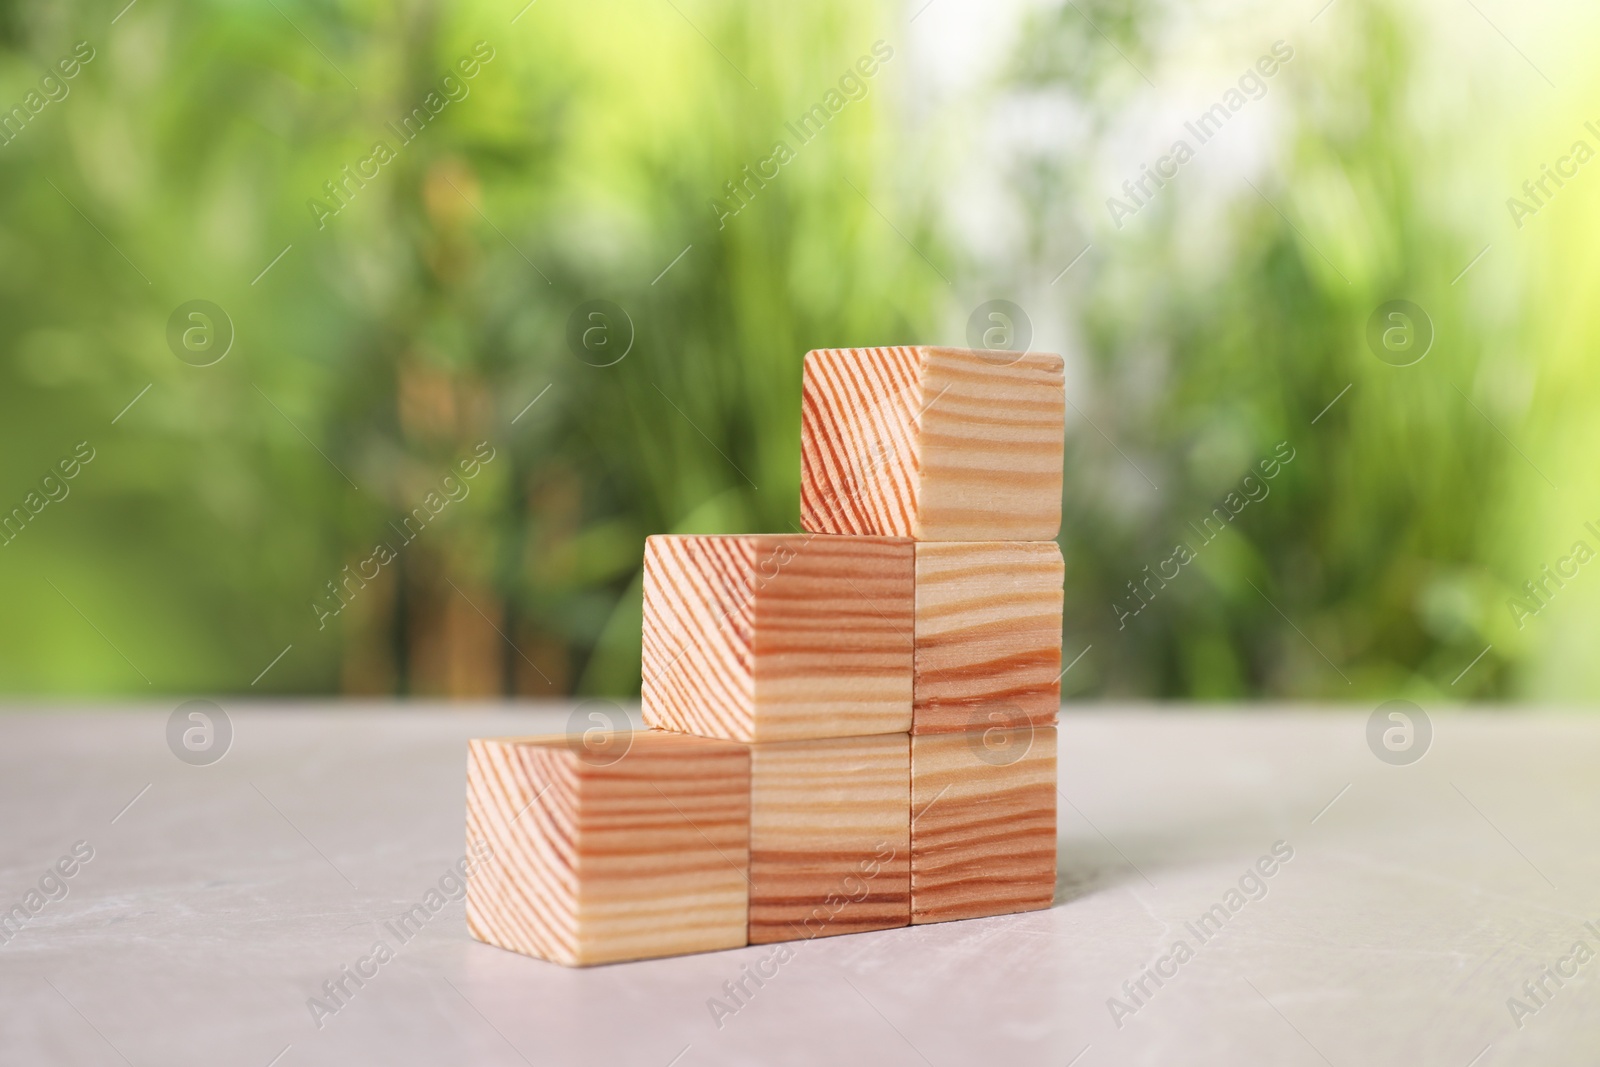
top-left (751, 535), bottom-right (913, 741)
top-left (913, 541), bottom-right (1064, 735)
top-left (641, 535), bottom-right (758, 742)
top-left (799, 347), bottom-right (923, 537)
top-left (572, 733), bottom-right (751, 964)
top-left (910, 726), bottom-right (1057, 924)
top-left (913, 348), bottom-right (1065, 541)
top-left (747, 735), bottom-right (910, 944)
top-left (465, 738), bottom-right (582, 965)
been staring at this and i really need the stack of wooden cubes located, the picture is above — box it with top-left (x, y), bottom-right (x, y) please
top-left (465, 346), bottom-right (1066, 965)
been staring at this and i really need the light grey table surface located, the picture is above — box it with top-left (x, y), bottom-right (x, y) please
top-left (1, 703), bottom-right (1595, 1067)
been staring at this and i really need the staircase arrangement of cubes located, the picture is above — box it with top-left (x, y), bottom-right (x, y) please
top-left (465, 345), bottom-right (1066, 965)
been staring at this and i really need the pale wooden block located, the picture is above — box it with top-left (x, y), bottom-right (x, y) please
top-left (800, 346), bottom-right (1065, 541)
top-left (914, 541), bottom-right (1064, 735)
top-left (747, 734), bottom-right (910, 944)
top-left (641, 534), bottom-right (913, 743)
top-left (910, 726), bottom-right (1056, 924)
top-left (465, 731), bottom-right (749, 966)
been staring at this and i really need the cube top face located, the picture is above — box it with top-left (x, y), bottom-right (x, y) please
top-left (914, 541), bottom-right (1064, 735)
top-left (747, 735), bottom-right (910, 944)
top-left (642, 534), bottom-right (913, 743)
top-left (800, 346), bottom-right (1065, 541)
top-left (910, 726), bottom-right (1057, 925)
top-left (465, 732), bottom-right (750, 966)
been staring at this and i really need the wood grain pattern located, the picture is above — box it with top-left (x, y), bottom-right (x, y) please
top-left (914, 541), bottom-right (1063, 734)
top-left (747, 734), bottom-right (910, 944)
top-left (800, 346), bottom-right (1066, 541)
top-left (465, 731), bottom-right (750, 966)
top-left (910, 726), bottom-right (1056, 924)
top-left (641, 534), bottom-right (913, 743)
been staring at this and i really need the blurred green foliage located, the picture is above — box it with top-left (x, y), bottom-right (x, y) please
top-left (0, 0), bottom-right (1592, 701)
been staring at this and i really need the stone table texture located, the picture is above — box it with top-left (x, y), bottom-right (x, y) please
top-left (0, 703), bottom-right (1595, 1066)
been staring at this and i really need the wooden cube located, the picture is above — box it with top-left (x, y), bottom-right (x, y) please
top-left (914, 541), bottom-right (1064, 734)
top-left (800, 346), bottom-right (1065, 541)
top-left (747, 734), bottom-right (910, 944)
top-left (465, 731), bottom-right (750, 966)
top-left (641, 534), bottom-right (913, 743)
top-left (910, 726), bottom-right (1056, 924)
